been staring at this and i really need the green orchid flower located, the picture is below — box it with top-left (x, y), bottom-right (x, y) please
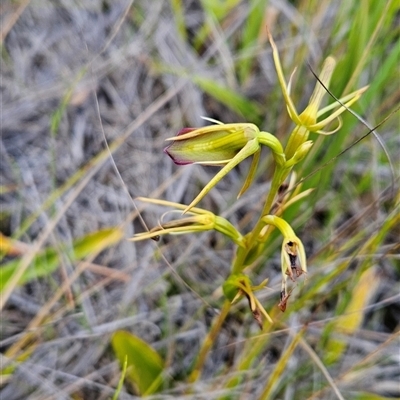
top-left (223, 274), bottom-right (272, 328)
top-left (267, 30), bottom-right (368, 160)
top-left (164, 118), bottom-right (286, 213)
top-left (261, 215), bottom-right (307, 311)
top-left (129, 197), bottom-right (245, 247)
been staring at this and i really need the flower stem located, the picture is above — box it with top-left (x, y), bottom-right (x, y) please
top-left (188, 299), bottom-right (231, 383)
top-left (232, 165), bottom-right (288, 274)
top-left (188, 165), bottom-right (289, 383)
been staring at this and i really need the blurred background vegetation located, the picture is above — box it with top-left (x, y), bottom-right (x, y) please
top-left (0, 0), bottom-right (399, 399)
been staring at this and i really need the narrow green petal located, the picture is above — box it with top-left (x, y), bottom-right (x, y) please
top-left (135, 197), bottom-right (209, 215)
top-left (254, 297), bottom-right (273, 323)
top-left (297, 239), bottom-right (307, 273)
top-left (183, 139), bottom-right (260, 213)
top-left (267, 30), bottom-right (301, 124)
top-left (308, 91), bottom-right (365, 131)
top-left (237, 149), bottom-right (260, 198)
top-left (316, 86), bottom-right (369, 117)
top-left (314, 117), bottom-right (342, 135)
top-left (307, 56), bottom-right (336, 110)
top-left (281, 188), bottom-right (315, 211)
top-left (128, 223), bottom-right (212, 241)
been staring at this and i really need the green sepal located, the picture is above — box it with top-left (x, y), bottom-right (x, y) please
top-left (223, 274), bottom-right (249, 302)
top-left (237, 148), bottom-right (260, 198)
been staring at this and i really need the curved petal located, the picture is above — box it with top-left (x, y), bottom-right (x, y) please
top-left (314, 117), bottom-right (343, 135)
top-left (237, 149), bottom-right (260, 198)
top-left (267, 30), bottom-right (301, 125)
top-left (183, 138), bottom-right (260, 213)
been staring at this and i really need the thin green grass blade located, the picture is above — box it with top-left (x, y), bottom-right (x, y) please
top-left (112, 355), bottom-right (128, 400)
top-left (323, 267), bottom-right (380, 364)
top-left (258, 329), bottom-right (304, 400)
top-left (49, 68), bottom-right (87, 190)
top-left (351, 392), bottom-right (397, 400)
top-left (193, 75), bottom-right (262, 121)
top-left (0, 228), bottom-right (123, 290)
top-left (193, 0), bottom-right (240, 50)
top-left (237, 0), bottom-right (268, 84)
top-left (170, 0), bottom-right (187, 41)
top-left (302, 39), bottom-right (398, 198)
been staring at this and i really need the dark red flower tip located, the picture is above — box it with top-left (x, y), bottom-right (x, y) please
top-left (176, 127), bottom-right (197, 136)
top-left (163, 145), bottom-right (193, 165)
top-left (163, 128), bottom-right (199, 165)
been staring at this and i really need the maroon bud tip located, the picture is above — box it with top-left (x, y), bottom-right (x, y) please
top-left (177, 127), bottom-right (197, 136)
top-left (163, 145), bottom-right (193, 165)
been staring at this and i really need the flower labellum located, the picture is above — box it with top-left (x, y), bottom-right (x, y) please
top-left (261, 215), bottom-right (307, 311)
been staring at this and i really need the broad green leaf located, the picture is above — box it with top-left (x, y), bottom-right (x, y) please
top-left (111, 330), bottom-right (164, 395)
top-left (0, 228), bottom-right (123, 291)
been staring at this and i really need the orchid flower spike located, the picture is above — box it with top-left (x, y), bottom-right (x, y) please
top-left (164, 119), bottom-right (285, 213)
top-left (261, 215), bottom-right (307, 311)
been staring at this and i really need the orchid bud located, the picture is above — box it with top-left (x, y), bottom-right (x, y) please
top-left (164, 123), bottom-right (259, 166)
top-left (164, 121), bottom-right (285, 213)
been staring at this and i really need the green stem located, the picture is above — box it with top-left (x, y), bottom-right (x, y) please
top-left (257, 329), bottom-right (304, 400)
top-left (232, 165), bottom-right (288, 274)
top-left (188, 299), bottom-right (231, 383)
top-left (188, 164), bottom-right (289, 384)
